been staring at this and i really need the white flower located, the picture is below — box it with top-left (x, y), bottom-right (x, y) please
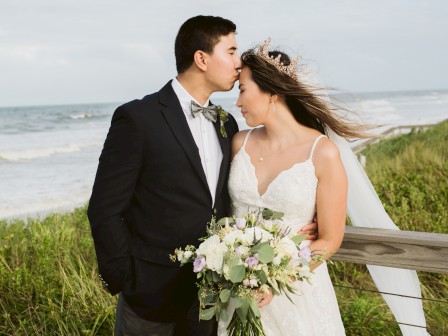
top-left (249, 278), bottom-right (258, 287)
top-left (196, 235), bottom-right (228, 274)
top-left (275, 237), bottom-right (299, 259)
top-left (223, 230), bottom-right (245, 246)
top-left (235, 245), bottom-right (250, 256)
top-left (196, 235), bottom-right (220, 256)
top-left (243, 227), bottom-right (273, 245)
top-left (272, 256), bottom-right (282, 266)
top-left (183, 251), bottom-right (193, 260)
top-left (298, 265), bottom-right (310, 278)
top-left (223, 264), bottom-right (231, 279)
top-left (176, 251), bottom-right (184, 261)
top-left (263, 220), bottom-right (274, 231)
top-left (243, 279), bottom-right (250, 287)
top-left (235, 217), bottom-right (246, 229)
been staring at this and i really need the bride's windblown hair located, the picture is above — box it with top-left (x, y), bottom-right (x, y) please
top-left (241, 39), bottom-right (373, 139)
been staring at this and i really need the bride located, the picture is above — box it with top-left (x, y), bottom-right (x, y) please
top-left (217, 40), bottom-right (371, 335)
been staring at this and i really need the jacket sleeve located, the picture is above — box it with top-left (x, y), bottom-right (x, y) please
top-left (87, 106), bottom-right (142, 295)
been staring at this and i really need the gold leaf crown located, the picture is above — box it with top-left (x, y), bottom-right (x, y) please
top-left (256, 38), bottom-right (299, 81)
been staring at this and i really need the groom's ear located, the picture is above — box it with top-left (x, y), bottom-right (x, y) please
top-left (193, 50), bottom-right (208, 72)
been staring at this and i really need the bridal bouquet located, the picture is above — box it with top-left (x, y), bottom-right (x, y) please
top-left (171, 208), bottom-right (316, 336)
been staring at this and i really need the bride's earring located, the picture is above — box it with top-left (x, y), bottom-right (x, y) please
top-left (271, 99), bottom-right (276, 113)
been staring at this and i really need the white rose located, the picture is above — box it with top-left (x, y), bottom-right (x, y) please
top-left (196, 235), bottom-right (228, 274)
top-left (196, 235), bottom-right (220, 257)
top-left (223, 230), bottom-right (245, 246)
top-left (235, 245), bottom-right (250, 256)
top-left (276, 237), bottom-right (299, 259)
top-left (207, 242), bottom-right (228, 274)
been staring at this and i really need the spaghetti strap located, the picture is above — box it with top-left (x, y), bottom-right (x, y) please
top-left (242, 129), bottom-right (255, 149)
top-left (308, 134), bottom-right (327, 160)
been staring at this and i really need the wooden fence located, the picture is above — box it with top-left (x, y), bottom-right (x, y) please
top-left (334, 226), bottom-right (448, 274)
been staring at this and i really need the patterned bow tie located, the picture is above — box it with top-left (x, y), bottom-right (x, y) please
top-left (190, 101), bottom-right (219, 123)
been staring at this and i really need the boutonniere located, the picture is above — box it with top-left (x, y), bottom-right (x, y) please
top-left (217, 106), bottom-right (229, 138)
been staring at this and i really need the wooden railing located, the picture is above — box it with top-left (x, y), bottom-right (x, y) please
top-left (351, 119), bottom-right (447, 154)
top-left (334, 226), bottom-right (448, 274)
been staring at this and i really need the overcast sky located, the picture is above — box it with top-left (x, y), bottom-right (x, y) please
top-left (1, 0), bottom-right (447, 107)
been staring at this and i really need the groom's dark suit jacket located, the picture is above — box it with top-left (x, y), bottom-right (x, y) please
top-left (87, 81), bottom-right (239, 322)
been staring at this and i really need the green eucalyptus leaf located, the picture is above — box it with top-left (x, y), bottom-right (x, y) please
top-left (204, 292), bottom-right (217, 304)
top-left (291, 234), bottom-right (308, 245)
top-left (235, 307), bottom-right (247, 325)
top-left (261, 208), bottom-right (274, 219)
top-left (258, 244), bottom-right (275, 263)
top-left (217, 217), bottom-right (235, 226)
top-left (229, 296), bottom-right (243, 308)
top-left (229, 265), bottom-right (245, 283)
top-left (212, 272), bottom-right (221, 282)
top-left (249, 299), bottom-right (261, 317)
top-left (200, 306), bottom-right (216, 320)
top-left (219, 289), bottom-right (231, 303)
top-left (241, 298), bottom-right (250, 316)
top-left (219, 308), bottom-right (229, 323)
top-left (256, 270), bottom-right (268, 284)
top-left (262, 208), bottom-right (284, 220)
top-left (226, 255), bottom-right (240, 268)
top-left (250, 241), bottom-right (268, 253)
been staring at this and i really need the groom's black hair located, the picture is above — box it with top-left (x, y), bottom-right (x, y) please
top-left (175, 15), bottom-right (236, 74)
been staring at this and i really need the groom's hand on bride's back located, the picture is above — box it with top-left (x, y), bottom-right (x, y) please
top-left (299, 215), bottom-right (318, 240)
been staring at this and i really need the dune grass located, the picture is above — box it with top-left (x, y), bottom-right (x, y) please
top-left (330, 120), bottom-right (448, 335)
top-left (0, 121), bottom-right (447, 335)
top-left (0, 208), bottom-right (116, 335)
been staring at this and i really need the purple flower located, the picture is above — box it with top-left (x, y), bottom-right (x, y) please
top-left (245, 255), bottom-right (259, 269)
top-left (299, 246), bottom-right (311, 262)
top-left (235, 218), bottom-right (246, 229)
top-left (193, 257), bottom-right (206, 273)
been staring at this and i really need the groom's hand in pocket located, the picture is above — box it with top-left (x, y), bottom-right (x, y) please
top-left (298, 214), bottom-right (318, 240)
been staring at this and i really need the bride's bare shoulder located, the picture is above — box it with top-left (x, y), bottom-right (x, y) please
top-left (231, 129), bottom-right (252, 156)
top-left (313, 137), bottom-right (340, 161)
top-left (312, 137), bottom-right (346, 179)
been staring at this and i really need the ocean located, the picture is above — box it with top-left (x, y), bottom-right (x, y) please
top-left (1, 89), bottom-right (447, 219)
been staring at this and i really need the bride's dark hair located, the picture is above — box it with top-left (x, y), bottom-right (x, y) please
top-left (241, 49), bottom-right (371, 139)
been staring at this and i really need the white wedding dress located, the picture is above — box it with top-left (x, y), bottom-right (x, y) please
top-left (218, 129), bottom-right (345, 335)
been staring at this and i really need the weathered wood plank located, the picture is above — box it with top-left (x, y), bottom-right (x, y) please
top-left (333, 226), bottom-right (448, 274)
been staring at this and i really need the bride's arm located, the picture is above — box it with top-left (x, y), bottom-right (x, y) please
top-left (308, 138), bottom-right (347, 270)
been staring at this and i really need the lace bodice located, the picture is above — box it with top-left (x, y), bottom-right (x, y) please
top-left (228, 129), bottom-right (325, 232)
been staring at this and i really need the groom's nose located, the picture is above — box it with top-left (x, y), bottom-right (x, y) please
top-left (235, 55), bottom-right (242, 69)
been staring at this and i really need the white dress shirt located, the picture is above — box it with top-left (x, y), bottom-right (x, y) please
top-left (171, 78), bottom-right (223, 206)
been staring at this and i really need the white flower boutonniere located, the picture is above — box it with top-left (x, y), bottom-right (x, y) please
top-left (217, 106), bottom-right (229, 138)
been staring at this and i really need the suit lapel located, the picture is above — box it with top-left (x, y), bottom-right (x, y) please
top-left (158, 82), bottom-right (211, 199)
top-left (213, 113), bottom-right (230, 202)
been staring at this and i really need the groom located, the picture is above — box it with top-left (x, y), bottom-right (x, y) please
top-left (88, 15), bottom-right (317, 335)
top-left (88, 15), bottom-right (241, 335)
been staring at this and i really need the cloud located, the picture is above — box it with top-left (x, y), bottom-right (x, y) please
top-left (0, 0), bottom-right (447, 106)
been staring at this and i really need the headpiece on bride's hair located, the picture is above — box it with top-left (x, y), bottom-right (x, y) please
top-left (256, 38), bottom-right (300, 81)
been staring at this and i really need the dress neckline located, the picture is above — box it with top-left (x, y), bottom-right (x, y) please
top-left (237, 147), bottom-right (314, 198)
